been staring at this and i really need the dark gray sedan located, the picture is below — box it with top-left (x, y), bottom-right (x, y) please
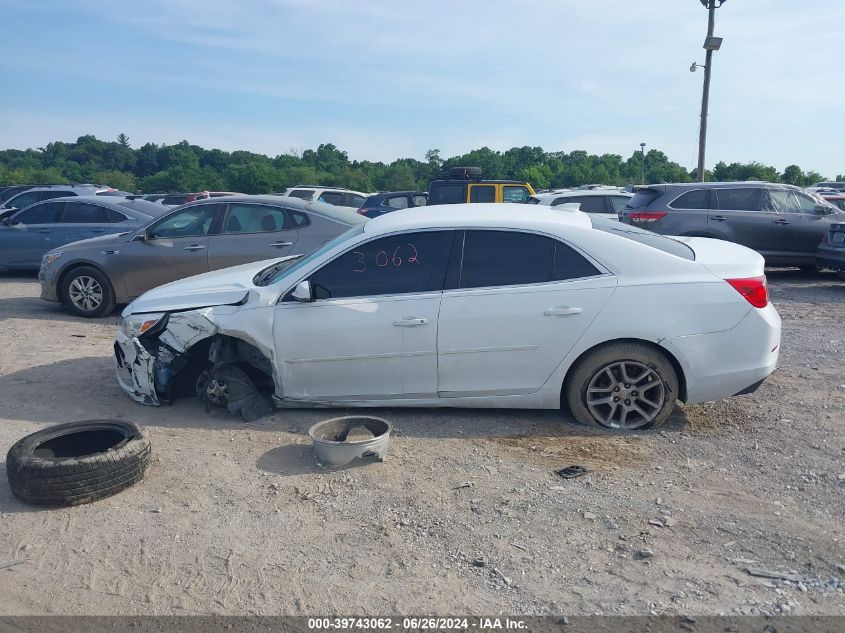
top-left (0, 196), bottom-right (168, 271)
top-left (39, 195), bottom-right (366, 317)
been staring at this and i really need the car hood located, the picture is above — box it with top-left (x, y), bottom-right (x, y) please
top-left (55, 231), bottom-right (137, 252)
top-left (125, 257), bottom-right (285, 315)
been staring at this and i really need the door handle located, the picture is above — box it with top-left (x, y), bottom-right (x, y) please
top-left (184, 244), bottom-right (207, 251)
top-left (90, 228), bottom-right (106, 233)
top-left (393, 317), bottom-right (428, 326)
top-left (710, 215), bottom-right (727, 221)
top-left (37, 229), bottom-right (51, 234)
top-left (544, 307), bottom-right (582, 316)
top-left (269, 241), bottom-right (293, 248)
top-left (774, 218), bottom-right (791, 225)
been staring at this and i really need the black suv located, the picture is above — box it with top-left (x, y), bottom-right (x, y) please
top-left (620, 182), bottom-right (845, 267)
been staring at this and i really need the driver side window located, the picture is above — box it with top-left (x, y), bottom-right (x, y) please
top-left (148, 204), bottom-right (222, 239)
top-left (308, 231), bottom-right (453, 300)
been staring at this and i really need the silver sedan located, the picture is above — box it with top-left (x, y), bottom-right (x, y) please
top-left (39, 195), bottom-right (366, 317)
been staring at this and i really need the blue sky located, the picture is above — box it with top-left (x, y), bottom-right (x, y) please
top-left (2, 0), bottom-right (843, 176)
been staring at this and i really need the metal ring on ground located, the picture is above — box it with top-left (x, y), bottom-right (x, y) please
top-left (307, 415), bottom-right (392, 467)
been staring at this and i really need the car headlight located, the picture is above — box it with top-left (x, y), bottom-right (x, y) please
top-left (120, 313), bottom-right (166, 338)
top-left (42, 251), bottom-right (63, 266)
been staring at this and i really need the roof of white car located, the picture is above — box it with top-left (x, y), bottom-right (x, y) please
top-left (364, 203), bottom-right (593, 235)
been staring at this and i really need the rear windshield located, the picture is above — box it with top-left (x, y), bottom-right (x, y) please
top-left (590, 217), bottom-right (695, 260)
top-left (625, 188), bottom-right (660, 210)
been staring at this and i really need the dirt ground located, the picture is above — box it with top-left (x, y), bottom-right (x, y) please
top-left (0, 269), bottom-right (843, 616)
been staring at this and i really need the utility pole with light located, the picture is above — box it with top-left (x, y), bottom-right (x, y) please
top-left (691, 0), bottom-right (727, 182)
top-left (639, 142), bottom-right (646, 185)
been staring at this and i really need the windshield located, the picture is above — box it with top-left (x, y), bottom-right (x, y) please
top-left (589, 216), bottom-right (695, 260)
top-left (260, 224), bottom-right (365, 286)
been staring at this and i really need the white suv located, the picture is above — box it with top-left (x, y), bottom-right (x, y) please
top-left (280, 186), bottom-right (368, 211)
top-left (530, 190), bottom-right (632, 221)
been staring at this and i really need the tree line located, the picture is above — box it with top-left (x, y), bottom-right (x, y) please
top-left (0, 134), bottom-right (839, 194)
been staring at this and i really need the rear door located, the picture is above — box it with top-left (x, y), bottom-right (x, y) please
top-left (437, 230), bottom-right (615, 397)
top-left (120, 203), bottom-right (223, 297)
top-left (468, 184), bottom-right (496, 203)
top-left (0, 201), bottom-right (65, 268)
top-left (710, 187), bottom-right (775, 253)
top-left (207, 202), bottom-right (300, 270)
top-left (55, 201), bottom-right (116, 247)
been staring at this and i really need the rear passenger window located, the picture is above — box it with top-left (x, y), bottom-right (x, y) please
top-left (609, 196), bottom-right (630, 213)
top-left (308, 231), bottom-right (453, 299)
top-left (317, 192), bottom-right (344, 206)
top-left (469, 186), bottom-right (495, 203)
top-left (289, 210), bottom-right (310, 227)
top-left (459, 231), bottom-right (552, 288)
top-left (386, 196), bottom-right (409, 209)
top-left (564, 196), bottom-right (607, 213)
top-left (344, 194), bottom-right (365, 207)
top-left (670, 190), bottom-right (710, 210)
top-left (62, 203), bottom-right (110, 223)
top-left (716, 188), bottom-right (763, 212)
top-left (553, 242), bottom-right (601, 280)
top-left (107, 209), bottom-right (130, 223)
top-left (222, 204), bottom-right (288, 234)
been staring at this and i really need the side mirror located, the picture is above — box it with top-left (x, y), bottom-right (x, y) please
top-left (291, 280), bottom-right (313, 303)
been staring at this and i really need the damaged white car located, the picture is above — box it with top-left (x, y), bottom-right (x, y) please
top-left (115, 203), bottom-right (781, 431)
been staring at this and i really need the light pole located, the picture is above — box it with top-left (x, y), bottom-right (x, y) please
top-left (639, 142), bottom-right (646, 185)
top-left (693, 0), bottom-right (727, 182)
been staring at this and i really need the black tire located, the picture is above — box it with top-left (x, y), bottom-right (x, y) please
top-left (60, 265), bottom-right (116, 318)
top-left (6, 420), bottom-right (150, 507)
top-left (447, 166), bottom-right (482, 180)
top-left (564, 342), bottom-right (679, 431)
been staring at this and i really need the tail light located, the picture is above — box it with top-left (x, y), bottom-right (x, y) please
top-left (629, 211), bottom-right (668, 223)
top-left (726, 275), bottom-right (768, 308)
top-left (357, 208), bottom-right (368, 216)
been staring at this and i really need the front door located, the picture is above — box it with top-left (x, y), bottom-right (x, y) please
top-left (437, 230), bottom-right (615, 397)
top-left (207, 202), bottom-right (300, 270)
top-left (273, 230), bottom-right (453, 400)
top-left (120, 203), bottom-right (223, 298)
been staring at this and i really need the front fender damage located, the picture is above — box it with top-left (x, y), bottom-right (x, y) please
top-left (115, 306), bottom-right (278, 421)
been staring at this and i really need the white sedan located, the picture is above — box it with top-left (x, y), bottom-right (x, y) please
top-left (114, 204), bottom-right (781, 431)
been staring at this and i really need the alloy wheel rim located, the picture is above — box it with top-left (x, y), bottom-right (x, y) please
top-left (585, 360), bottom-right (665, 429)
top-left (68, 276), bottom-right (104, 313)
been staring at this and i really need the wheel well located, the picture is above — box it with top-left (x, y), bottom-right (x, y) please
top-left (560, 338), bottom-right (687, 406)
top-left (56, 263), bottom-right (111, 304)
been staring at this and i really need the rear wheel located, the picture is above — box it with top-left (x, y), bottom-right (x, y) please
top-left (61, 266), bottom-right (116, 318)
top-left (565, 342), bottom-right (678, 431)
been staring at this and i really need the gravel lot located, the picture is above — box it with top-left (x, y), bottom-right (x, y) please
top-left (0, 269), bottom-right (843, 616)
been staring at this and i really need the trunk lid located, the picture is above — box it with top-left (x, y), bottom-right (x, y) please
top-left (671, 236), bottom-right (765, 279)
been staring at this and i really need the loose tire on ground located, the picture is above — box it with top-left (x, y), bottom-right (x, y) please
top-left (564, 342), bottom-right (679, 431)
top-left (6, 420), bottom-right (151, 507)
top-left (60, 265), bottom-right (116, 318)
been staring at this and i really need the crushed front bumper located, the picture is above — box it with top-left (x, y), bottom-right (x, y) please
top-left (114, 328), bottom-right (160, 406)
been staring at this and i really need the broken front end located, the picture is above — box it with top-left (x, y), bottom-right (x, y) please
top-left (114, 309), bottom-right (277, 421)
